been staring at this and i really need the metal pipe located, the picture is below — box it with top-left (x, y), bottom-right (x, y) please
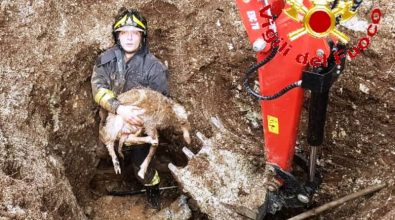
top-left (309, 147), bottom-right (318, 183)
top-left (109, 186), bottom-right (178, 196)
top-left (307, 90), bottom-right (329, 146)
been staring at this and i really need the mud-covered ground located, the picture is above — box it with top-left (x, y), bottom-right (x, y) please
top-left (0, 0), bottom-right (394, 219)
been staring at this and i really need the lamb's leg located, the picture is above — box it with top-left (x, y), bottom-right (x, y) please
top-left (138, 144), bottom-right (158, 179)
top-left (118, 125), bottom-right (142, 158)
top-left (106, 142), bottom-right (121, 174)
top-left (124, 135), bottom-right (155, 145)
top-left (118, 134), bottom-right (127, 159)
top-left (138, 129), bottom-right (159, 179)
top-left (135, 127), bottom-right (143, 136)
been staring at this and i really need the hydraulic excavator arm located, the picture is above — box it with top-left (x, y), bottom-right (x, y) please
top-left (236, 0), bottom-right (364, 218)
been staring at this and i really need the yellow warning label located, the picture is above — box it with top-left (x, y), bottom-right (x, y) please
top-left (267, 115), bottom-right (279, 134)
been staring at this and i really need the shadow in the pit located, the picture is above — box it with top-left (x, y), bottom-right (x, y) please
top-left (89, 136), bottom-right (186, 194)
top-left (88, 136), bottom-right (210, 219)
top-left (262, 208), bottom-right (306, 220)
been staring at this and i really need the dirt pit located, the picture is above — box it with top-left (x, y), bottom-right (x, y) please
top-left (0, 0), bottom-right (394, 219)
top-left (87, 141), bottom-right (201, 219)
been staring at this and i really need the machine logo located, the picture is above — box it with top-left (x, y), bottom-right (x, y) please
top-left (284, 0), bottom-right (360, 43)
top-left (256, 0), bottom-right (381, 67)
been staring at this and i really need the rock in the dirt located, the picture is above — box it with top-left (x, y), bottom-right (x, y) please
top-left (84, 206), bottom-right (93, 216)
top-left (149, 195), bottom-right (192, 220)
top-left (359, 83), bottom-right (370, 94)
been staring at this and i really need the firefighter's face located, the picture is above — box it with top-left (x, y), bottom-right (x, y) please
top-left (118, 30), bottom-right (142, 53)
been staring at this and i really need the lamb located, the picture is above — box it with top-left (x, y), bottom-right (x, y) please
top-left (99, 88), bottom-right (191, 179)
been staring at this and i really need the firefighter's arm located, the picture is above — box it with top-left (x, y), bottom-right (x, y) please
top-left (91, 65), bottom-right (121, 114)
top-left (147, 62), bottom-right (169, 96)
top-left (91, 65), bottom-right (144, 125)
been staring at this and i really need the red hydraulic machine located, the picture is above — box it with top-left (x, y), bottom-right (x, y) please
top-left (236, 0), bottom-right (362, 218)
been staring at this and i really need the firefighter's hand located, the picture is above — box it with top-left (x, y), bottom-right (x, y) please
top-left (116, 105), bottom-right (145, 126)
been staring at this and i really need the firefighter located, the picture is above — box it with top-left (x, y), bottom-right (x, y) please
top-left (91, 7), bottom-right (168, 210)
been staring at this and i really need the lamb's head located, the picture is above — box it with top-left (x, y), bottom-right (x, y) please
top-left (172, 103), bottom-right (191, 144)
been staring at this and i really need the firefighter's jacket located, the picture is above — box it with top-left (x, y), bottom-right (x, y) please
top-left (91, 44), bottom-right (168, 114)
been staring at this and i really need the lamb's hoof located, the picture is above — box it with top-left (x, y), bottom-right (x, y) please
top-left (138, 169), bottom-right (145, 179)
top-left (150, 138), bottom-right (159, 146)
top-left (113, 161), bottom-right (121, 174)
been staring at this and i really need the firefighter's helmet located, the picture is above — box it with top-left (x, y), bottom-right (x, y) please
top-left (112, 8), bottom-right (147, 43)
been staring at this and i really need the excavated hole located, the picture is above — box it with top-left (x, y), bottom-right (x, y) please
top-left (33, 42), bottom-right (206, 219)
top-left (89, 135), bottom-right (188, 195)
top-left (87, 125), bottom-right (207, 219)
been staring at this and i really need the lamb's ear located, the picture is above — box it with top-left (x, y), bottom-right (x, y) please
top-left (172, 103), bottom-right (188, 120)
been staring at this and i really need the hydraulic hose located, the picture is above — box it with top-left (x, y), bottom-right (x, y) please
top-left (243, 44), bottom-right (302, 100)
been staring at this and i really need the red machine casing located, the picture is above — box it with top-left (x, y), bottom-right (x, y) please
top-left (236, 0), bottom-right (331, 171)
